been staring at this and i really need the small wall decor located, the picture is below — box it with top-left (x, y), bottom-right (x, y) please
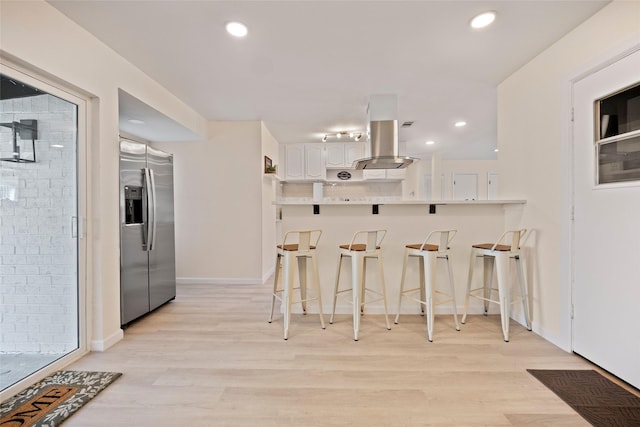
top-left (264, 155), bottom-right (276, 173)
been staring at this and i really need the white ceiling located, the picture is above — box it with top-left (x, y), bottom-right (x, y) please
top-left (49, 0), bottom-right (609, 160)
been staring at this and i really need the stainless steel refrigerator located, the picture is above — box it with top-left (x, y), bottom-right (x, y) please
top-left (119, 138), bottom-right (176, 326)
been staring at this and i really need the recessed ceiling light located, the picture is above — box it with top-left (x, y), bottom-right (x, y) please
top-left (426, 140), bottom-right (435, 145)
top-left (128, 119), bottom-right (145, 125)
top-left (494, 148), bottom-right (499, 152)
top-left (470, 11), bottom-right (496, 29)
top-left (454, 121), bottom-right (467, 127)
top-left (226, 21), bottom-right (248, 37)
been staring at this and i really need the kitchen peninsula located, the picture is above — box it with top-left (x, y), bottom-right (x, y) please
top-left (275, 198), bottom-right (526, 318)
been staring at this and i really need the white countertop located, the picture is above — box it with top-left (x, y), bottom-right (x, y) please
top-left (275, 199), bottom-right (526, 205)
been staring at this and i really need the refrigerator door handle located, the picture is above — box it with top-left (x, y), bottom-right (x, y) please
top-left (149, 168), bottom-right (158, 251)
top-left (142, 167), bottom-right (151, 250)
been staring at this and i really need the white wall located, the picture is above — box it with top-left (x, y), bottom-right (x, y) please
top-left (261, 123), bottom-right (279, 282)
top-left (409, 158), bottom-right (499, 200)
top-left (0, 0), bottom-right (207, 350)
top-left (441, 160), bottom-right (499, 201)
top-left (155, 121), bottom-right (262, 284)
top-left (498, 1), bottom-right (640, 350)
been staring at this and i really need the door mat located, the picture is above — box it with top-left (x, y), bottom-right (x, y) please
top-left (0, 370), bottom-right (121, 427)
top-left (527, 369), bottom-right (640, 426)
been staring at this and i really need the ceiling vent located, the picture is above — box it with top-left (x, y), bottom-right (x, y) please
top-left (401, 121), bottom-right (414, 127)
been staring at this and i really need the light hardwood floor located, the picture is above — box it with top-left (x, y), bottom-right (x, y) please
top-left (63, 282), bottom-right (630, 426)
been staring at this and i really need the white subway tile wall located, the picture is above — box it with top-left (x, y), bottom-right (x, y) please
top-left (0, 94), bottom-right (78, 354)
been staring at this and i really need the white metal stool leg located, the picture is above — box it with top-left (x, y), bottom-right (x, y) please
top-left (495, 252), bottom-right (510, 341)
top-left (330, 254), bottom-right (343, 324)
top-left (269, 253), bottom-right (281, 323)
top-left (352, 252), bottom-right (364, 341)
top-left (394, 248), bottom-right (410, 324)
top-left (424, 251), bottom-right (436, 341)
top-left (376, 253), bottom-right (391, 331)
top-left (298, 256), bottom-right (307, 314)
top-left (483, 256), bottom-right (495, 315)
top-left (515, 255), bottom-right (532, 331)
top-left (310, 251), bottom-right (326, 330)
top-left (462, 249), bottom-right (476, 324)
top-left (444, 253), bottom-right (461, 331)
top-left (283, 251), bottom-right (295, 340)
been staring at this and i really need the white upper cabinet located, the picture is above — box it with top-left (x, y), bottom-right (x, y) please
top-left (284, 143), bottom-right (326, 181)
top-left (325, 142), bottom-right (365, 168)
top-left (326, 144), bottom-right (345, 168)
top-left (284, 144), bottom-right (305, 180)
top-left (304, 143), bottom-right (326, 180)
top-left (344, 143), bottom-right (365, 167)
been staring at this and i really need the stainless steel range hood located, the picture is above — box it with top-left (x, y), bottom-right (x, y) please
top-left (352, 95), bottom-right (416, 170)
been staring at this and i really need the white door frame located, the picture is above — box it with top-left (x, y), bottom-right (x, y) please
top-left (0, 59), bottom-right (92, 400)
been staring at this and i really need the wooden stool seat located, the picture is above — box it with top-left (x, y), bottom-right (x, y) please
top-left (405, 243), bottom-right (439, 251)
top-left (471, 243), bottom-right (511, 251)
top-left (277, 244), bottom-right (317, 251)
top-left (338, 244), bottom-right (381, 251)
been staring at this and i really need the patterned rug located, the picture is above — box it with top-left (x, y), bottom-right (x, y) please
top-left (528, 369), bottom-right (640, 426)
top-left (0, 370), bottom-right (121, 427)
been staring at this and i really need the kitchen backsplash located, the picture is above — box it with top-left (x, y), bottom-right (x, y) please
top-left (279, 181), bottom-right (402, 201)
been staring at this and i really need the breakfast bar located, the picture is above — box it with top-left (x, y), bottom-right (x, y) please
top-left (275, 199), bottom-right (526, 317)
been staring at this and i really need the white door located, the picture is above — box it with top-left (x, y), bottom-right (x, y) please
top-left (488, 173), bottom-right (499, 200)
top-left (572, 49), bottom-right (640, 389)
top-left (452, 173), bottom-right (478, 200)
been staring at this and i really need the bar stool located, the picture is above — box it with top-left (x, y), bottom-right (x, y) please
top-left (394, 230), bottom-right (461, 342)
top-left (268, 229), bottom-right (325, 340)
top-left (461, 229), bottom-right (532, 342)
top-left (330, 230), bottom-right (391, 341)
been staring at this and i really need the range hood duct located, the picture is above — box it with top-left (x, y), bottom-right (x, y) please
top-left (352, 95), bottom-right (416, 169)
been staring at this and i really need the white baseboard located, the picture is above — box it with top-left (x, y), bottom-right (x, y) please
top-left (90, 328), bottom-right (123, 352)
top-left (177, 277), bottom-right (265, 285)
top-left (262, 267), bottom-right (275, 285)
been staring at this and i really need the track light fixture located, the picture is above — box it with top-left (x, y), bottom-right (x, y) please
top-left (321, 130), bottom-right (363, 142)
